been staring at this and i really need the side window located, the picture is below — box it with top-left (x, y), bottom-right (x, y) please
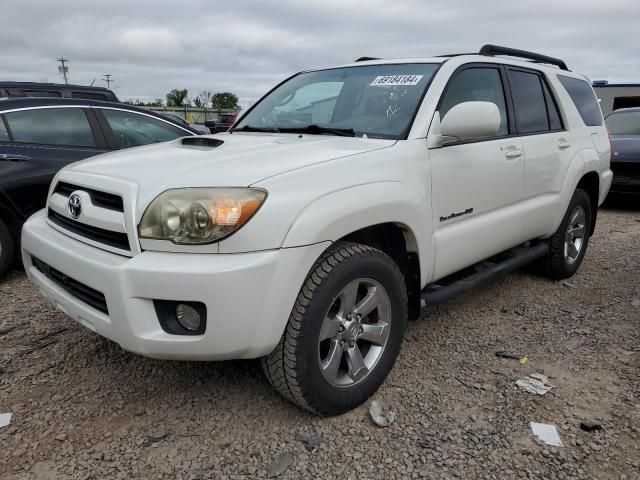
top-left (557, 76), bottom-right (603, 126)
top-left (4, 108), bottom-right (96, 147)
top-left (542, 81), bottom-right (563, 130)
top-left (508, 70), bottom-right (549, 133)
top-left (101, 109), bottom-right (188, 148)
top-left (439, 67), bottom-right (509, 137)
top-left (0, 117), bottom-right (10, 142)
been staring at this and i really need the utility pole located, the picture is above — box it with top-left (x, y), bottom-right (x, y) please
top-left (57, 58), bottom-right (69, 84)
top-left (103, 74), bottom-right (112, 89)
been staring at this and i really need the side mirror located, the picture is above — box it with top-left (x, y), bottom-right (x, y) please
top-left (439, 101), bottom-right (501, 143)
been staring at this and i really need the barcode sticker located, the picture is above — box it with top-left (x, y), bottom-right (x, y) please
top-left (370, 75), bottom-right (424, 86)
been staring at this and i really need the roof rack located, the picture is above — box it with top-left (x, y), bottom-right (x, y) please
top-left (479, 44), bottom-right (569, 71)
top-left (354, 56), bottom-right (380, 62)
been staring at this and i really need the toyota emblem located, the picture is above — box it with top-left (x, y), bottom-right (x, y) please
top-left (68, 193), bottom-right (82, 219)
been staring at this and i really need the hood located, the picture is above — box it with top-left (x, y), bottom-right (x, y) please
top-left (610, 135), bottom-right (640, 163)
top-left (67, 132), bottom-right (395, 196)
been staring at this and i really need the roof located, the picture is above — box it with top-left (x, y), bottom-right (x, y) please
top-left (592, 83), bottom-right (640, 88)
top-left (0, 81), bottom-right (113, 92)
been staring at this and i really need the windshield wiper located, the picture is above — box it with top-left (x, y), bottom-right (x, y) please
top-left (280, 124), bottom-right (356, 137)
top-left (231, 125), bottom-right (280, 133)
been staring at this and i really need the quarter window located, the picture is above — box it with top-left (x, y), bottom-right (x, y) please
top-left (508, 70), bottom-right (549, 133)
top-left (101, 109), bottom-right (188, 148)
top-left (4, 108), bottom-right (96, 147)
top-left (557, 76), bottom-right (603, 126)
top-left (439, 67), bottom-right (509, 137)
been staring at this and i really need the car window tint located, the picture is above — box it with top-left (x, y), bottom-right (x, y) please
top-left (4, 108), bottom-right (96, 147)
top-left (557, 76), bottom-right (603, 126)
top-left (509, 70), bottom-right (549, 133)
top-left (439, 67), bottom-right (508, 137)
top-left (0, 117), bottom-right (9, 141)
top-left (542, 81), bottom-right (563, 130)
top-left (605, 110), bottom-right (640, 135)
top-left (23, 90), bottom-right (63, 98)
top-left (102, 109), bottom-right (188, 148)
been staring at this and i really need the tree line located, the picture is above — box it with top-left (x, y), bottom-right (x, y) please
top-left (124, 90), bottom-right (240, 109)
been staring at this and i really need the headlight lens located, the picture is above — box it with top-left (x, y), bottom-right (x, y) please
top-left (138, 188), bottom-right (267, 244)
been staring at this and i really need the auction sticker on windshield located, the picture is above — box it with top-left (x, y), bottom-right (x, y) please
top-left (370, 75), bottom-right (423, 86)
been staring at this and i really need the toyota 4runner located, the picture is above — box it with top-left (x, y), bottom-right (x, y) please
top-left (21, 45), bottom-right (612, 415)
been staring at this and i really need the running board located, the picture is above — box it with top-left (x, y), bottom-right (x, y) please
top-left (421, 242), bottom-right (549, 305)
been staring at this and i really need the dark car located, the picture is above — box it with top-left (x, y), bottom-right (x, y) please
top-left (0, 81), bottom-right (119, 102)
top-left (0, 97), bottom-right (198, 277)
top-left (605, 107), bottom-right (640, 195)
top-left (205, 113), bottom-right (238, 133)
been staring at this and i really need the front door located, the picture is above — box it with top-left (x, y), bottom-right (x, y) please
top-left (428, 65), bottom-right (525, 279)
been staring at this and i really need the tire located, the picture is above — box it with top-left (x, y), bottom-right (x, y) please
top-left (0, 219), bottom-right (15, 279)
top-left (262, 241), bottom-right (407, 415)
top-left (544, 189), bottom-right (592, 279)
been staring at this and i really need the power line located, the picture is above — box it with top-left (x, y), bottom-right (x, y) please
top-left (57, 58), bottom-right (69, 84)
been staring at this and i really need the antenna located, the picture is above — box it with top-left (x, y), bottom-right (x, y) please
top-left (57, 58), bottom-right (69, 84)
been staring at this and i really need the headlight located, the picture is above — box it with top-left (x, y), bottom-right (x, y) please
top-left (138, 188), bottom-right (267, 245)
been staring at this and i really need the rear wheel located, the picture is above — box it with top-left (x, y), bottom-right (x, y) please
top-left (544, 189), bottom-right (592, 279)
top-left (0, 219), bottom-right (15, 279)
top-left (262, 242), bottom-right (407, 415)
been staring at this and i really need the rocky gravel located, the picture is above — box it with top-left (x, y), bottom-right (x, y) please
top-left (1, 204), bottom-right (639, 480)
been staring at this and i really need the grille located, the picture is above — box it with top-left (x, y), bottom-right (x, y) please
top-left (32, 256), bottom-right (109, 315)
top-left (48, 209), bottom-right (130, 252)
top-left (54, 181), bottom-right (124, 212)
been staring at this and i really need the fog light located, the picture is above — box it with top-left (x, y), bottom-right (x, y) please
top-left (176, 304), bottom-right (201, 331)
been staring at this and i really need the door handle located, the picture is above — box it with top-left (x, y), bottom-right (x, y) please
top-left (558, 139), bottom-right (571, 149)
top-left (504, 148), bottom-right (523, 159)
top-left (0, 153), bottom-right (29, 162)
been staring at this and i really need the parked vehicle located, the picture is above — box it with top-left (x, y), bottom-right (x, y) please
top-left (0, 82), bottom-right (118, 102)
top-left (21, 45), bottom-right (611, 414)
top-left (158, 112), bottom-right (210, 134)
top-left (0, 98), bottom-right (198, 277)
top-left (605, 107), bottom-right (640, 194)
top-left (205, 113), bottom-right (238, 133)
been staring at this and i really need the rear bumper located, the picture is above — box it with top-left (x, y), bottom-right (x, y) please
top-left (22, 210), bottom-right (329, 360)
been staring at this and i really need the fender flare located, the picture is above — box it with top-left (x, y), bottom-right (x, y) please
top-left (547, 151), bottom-right (586, 236)
top-left (282, 181), bottom-right (433, 285)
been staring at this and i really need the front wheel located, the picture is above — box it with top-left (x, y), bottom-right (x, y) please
top-left (544, 188), bottom-right (592, 279)
top-left (262, 242), bottom-right (407, 415)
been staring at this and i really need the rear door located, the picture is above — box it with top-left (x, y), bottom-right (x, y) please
top-left (428, 64), bottom-right (525, 278)
top-left (505, 67), bottom-right (574, 238)
top-left (0, 106), bottom-right (109, 218)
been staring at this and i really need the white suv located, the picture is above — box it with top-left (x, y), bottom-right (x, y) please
top-left (21, 45), bottom-right (612, 414)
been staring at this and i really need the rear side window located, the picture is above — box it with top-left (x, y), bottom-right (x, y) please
top-left (4, 108), bottom-right (96, 147)
top-left (23, 90), bottom-right (63, 98)
top-left (508, 70), bottom-right (549, 133)
top-left (557, 76), bottom-right (603, 126)
top-left (0, 118), bottom-right (9, 141)
top-left (101, 109), bottom-right (188, 148)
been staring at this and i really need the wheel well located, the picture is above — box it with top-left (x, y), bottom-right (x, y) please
top-left (0, 203), bottom-right (22, 240)
top-left (576, 171), bottom-right (599, 236)
top-left (339, 223), bottom-right (421, 320)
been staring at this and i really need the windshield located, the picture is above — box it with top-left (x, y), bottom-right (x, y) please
top-left (606, 110), bottom-right (640, 135)
top-left (235, 64), bottom-right (439, 139)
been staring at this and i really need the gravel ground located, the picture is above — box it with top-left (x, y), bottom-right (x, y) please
top-left (1, 205), bottom-right (639, 480)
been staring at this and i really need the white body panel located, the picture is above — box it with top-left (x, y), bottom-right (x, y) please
top-left (22, 53), bottom-right (612, 360)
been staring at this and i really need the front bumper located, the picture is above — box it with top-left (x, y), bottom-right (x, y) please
top-left (609, 162), bottom-right (640, 194)
top-left (22, 210), bottom-right (329, 360)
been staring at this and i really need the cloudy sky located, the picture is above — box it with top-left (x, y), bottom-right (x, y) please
top-left (1, 0), bottom-right (638, 104)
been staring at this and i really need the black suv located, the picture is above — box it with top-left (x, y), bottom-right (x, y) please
top-left (0, 97), bottom-right (198, 277)
top-left (0, 82), bottom-right (118, 102)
